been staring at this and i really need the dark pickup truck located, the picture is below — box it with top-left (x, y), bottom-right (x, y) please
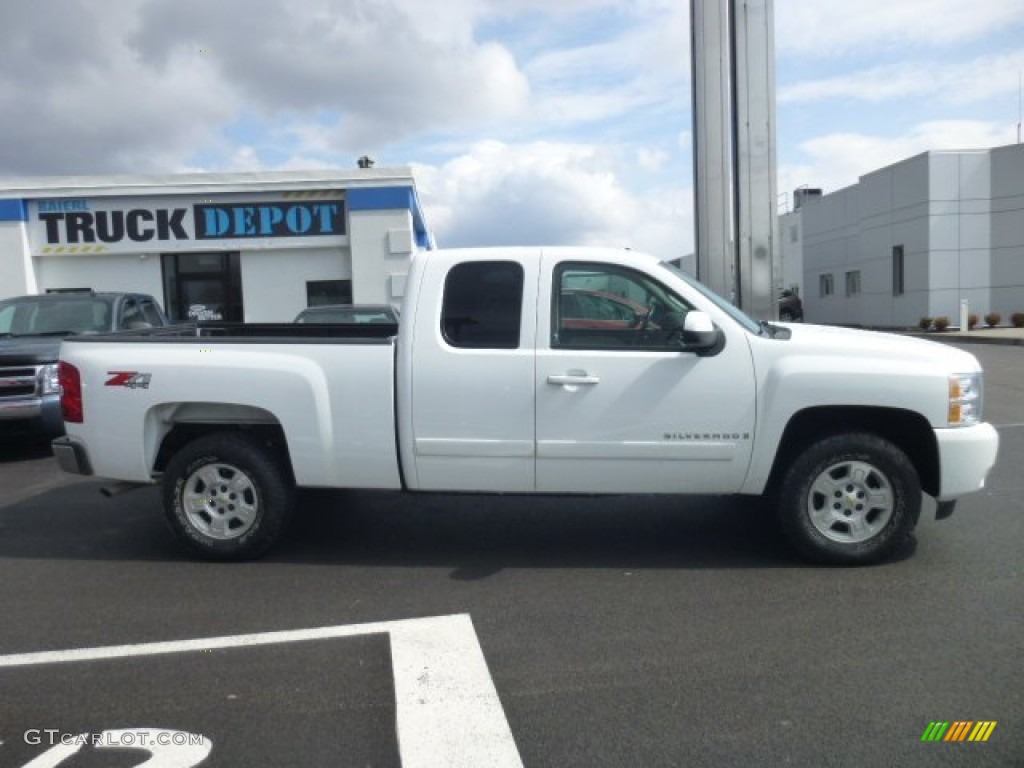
top-left (0, 291), bottom-right (168, 438)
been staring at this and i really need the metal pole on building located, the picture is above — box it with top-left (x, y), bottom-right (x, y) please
top-left (690, 0), bottom-right (778, 317)
top-left (690, 0), bottom-right (735, 302)
top-left (1017, 70), bottom-right (1022, 144)
top-left (732, 0), bottom-right (778, 320)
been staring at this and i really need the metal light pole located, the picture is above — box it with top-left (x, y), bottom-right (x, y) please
top-left (690, 0), bottom-right (778, 318)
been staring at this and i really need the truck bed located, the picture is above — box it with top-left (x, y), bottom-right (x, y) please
top-left (65, 321), bottom-right (399, 342)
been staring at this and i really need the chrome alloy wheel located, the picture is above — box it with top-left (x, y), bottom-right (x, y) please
top-left (807, 460), bottom-right (894, 544)
top-left (181, 463), bottom-right (258, 540)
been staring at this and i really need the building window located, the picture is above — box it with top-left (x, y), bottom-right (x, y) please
top-left (819, 273), bottom-right (834, 297)
top-left (845, 270), bottom-right (861, 297)
top-left (441, 261), bottom-right (524, 349)
top-left (892, 245), bottom-right (905, 296)
top-left (306, 279), bottom-right (352, 307)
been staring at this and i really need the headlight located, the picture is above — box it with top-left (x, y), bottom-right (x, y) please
top-left (38, 363), bottom-right (61, 395)
top-left (948, 372), bottom-right (982, 427)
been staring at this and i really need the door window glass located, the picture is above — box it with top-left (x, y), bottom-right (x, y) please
top-left (441, 261), bottom-right (524, 349)
top-left (553, 263), bottom-right (691, 350)
top-left (140, 301), bottom-right (164, 325)
top-left (120, 299), bottom-right (144, 329)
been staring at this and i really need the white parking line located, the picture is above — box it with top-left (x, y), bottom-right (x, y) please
top-left (0, 614), bottom-right (523, 768)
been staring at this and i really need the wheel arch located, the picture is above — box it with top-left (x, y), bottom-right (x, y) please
top-left (765, 406), bottom-right (939, 498)
top-left (151, 406), bottom-right (293, 482)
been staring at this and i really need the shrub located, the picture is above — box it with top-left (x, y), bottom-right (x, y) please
top-left (985, 312), bottom-right (1001, 327)
top-left (933, 316), bottom-right (950, 331)
top-left (1012, 313), bottom-right (1024, 328)
top-left (918, 317), bottom-right (933, 330)
top-left (968, 313), bottom-right (979, 330)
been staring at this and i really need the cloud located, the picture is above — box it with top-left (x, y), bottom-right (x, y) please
top-left (0, 0), bottom-right (532, 175)
top-left (0, 0), bottom-right (238, 175)
top-left (413, 140), bottom-right (692, 260)
top-left (519, 3), bottom-right (689, 134)
top-left (776, 0), bottom-right (1024, 55)
top-left (129, 0), bottom-right (530, 147)
top-left (780, 51), bottom-right (1024, 106)
top-left (778, 120), bottom-right (1018, 198)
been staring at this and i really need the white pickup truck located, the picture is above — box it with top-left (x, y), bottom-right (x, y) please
top-left (52, 247), bottom-right (999, 565)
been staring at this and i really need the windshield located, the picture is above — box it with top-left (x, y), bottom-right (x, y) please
top-left (0, 297), bottom-right (111, 336)
top-left (657, 261), bottom-right (762, 334)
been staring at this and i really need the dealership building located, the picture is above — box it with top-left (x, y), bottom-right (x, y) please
top-left (0, 168), bottom-right (434, 321)
top-left (779, 142), bottom-right (1024, 327)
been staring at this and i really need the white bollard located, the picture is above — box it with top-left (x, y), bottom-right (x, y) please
top-left (960, 298), bottom-right (969, 332)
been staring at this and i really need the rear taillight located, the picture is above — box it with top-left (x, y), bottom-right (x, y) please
top-left (59, 361), bottom-right (83, 423)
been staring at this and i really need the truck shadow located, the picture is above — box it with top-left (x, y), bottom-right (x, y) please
top-left (284, 488), bottom-right (916, 572)
top-left (0, 484), bottom-right (917, 571)
top-left (0, 436), bottom-right (54, 463)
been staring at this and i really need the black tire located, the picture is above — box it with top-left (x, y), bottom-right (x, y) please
top-left (777, 433), bottom-right (921, 565)
top-left (163, 432), bottom-right (294, 561)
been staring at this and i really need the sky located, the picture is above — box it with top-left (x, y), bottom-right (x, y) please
top-left (1, 0), bottom-right (1022, 261)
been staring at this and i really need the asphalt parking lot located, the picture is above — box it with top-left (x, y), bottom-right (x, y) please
top-left (0, 342), bottom-right (1021, 767)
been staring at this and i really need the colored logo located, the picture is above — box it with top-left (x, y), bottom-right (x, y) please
top-left (921, 721), bottom-right (997, 742)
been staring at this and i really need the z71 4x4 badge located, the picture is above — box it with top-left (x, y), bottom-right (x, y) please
top-left (105, 371), bottom-right (152, 389)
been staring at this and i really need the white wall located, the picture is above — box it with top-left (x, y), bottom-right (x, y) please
top-left (0, 220), bottom-right (35, 298)
top-left (33, 253), bottom-right (164, 304)
top-left (348, 208), bottom-right (415, 306)
top-left (990, 144), bottom-right (1024, 318)
top-left (240, 246), bottom-right (351, 322)
top-left (778, 209), bottom-right (803, 295)
top-left (794, 147), bottom-right (1020, 328)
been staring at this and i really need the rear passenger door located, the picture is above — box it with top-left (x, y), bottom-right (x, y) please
top-left (406, 256), bottom-right (537, 492)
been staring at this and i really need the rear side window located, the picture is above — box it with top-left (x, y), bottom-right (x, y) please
top-left (441, 261), bottom-right (524, 349)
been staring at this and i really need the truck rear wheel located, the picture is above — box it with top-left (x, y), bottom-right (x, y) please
top-left (778, 433), bottom-right (921, 565)
top-left (163, 432), bottom-right (293, 560)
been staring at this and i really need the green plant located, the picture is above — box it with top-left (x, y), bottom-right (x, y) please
top-left (1012, 313), bottom-right (1024, 328)
top-left (918, 317), bottom-right (933, 330)
top-left (933, 316), bottom-right (950, 331)
top-left (968, 313), bottom-right (979, 330)
top-left (984, 312), bottom-right (1001, 327)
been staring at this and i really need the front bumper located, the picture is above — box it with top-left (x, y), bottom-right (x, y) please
top-left (0, 394), bottom-right (64, 436)
top-left (935, 422), bottom-right (999, 501)
top-left (51, 436), bottom-right (93, 476)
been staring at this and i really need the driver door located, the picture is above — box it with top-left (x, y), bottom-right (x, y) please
top-left (535, 256), bottom-right (756, 494)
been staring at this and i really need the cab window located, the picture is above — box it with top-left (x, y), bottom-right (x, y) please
top-left (441, 261), bottom-right (524, 349)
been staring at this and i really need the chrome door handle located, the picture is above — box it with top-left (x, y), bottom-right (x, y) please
top-left (547, 374), bottom-right (600, 386)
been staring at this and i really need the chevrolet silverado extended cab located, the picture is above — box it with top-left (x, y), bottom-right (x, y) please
top-left (52, 247), bottom-right (999, 564)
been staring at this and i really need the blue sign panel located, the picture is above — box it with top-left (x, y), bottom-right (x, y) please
top-left (194, 201), bottom-right (345, 240)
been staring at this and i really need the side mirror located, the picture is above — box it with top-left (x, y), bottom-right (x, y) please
top-left (672, 310), bottom-right (724, 356)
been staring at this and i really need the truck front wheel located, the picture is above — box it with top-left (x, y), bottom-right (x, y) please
top-left (163, 432), bottom-right (294, 560)
top-left (778, 433), bottom-right (921, 565)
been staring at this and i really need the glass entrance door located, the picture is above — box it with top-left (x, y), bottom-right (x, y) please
top-left (162, 252), bottom-right (243, 322)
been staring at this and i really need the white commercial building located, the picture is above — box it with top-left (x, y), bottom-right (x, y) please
top-left (779, 143), bottom-right (1024, 327)
top-left (0, 168), bottom-right (433, 322)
